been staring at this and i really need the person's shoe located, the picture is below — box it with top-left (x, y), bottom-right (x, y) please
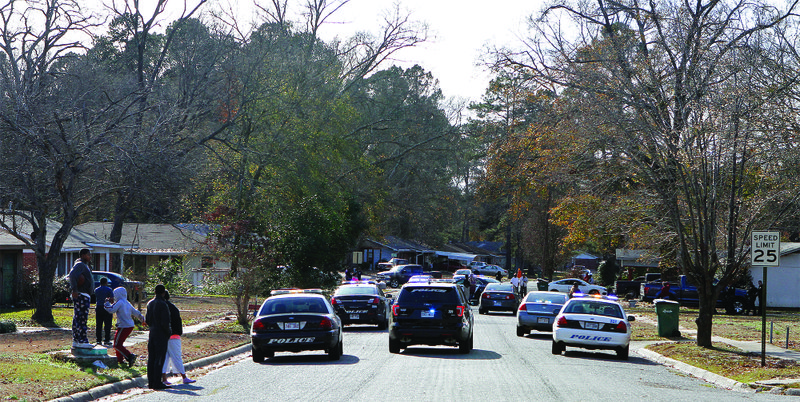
top-left (162, 381), bottom-right (172, 387)
top-left (127, 354), bottom-right (137, 366)
top-left (73, 342), bottom-right (94, 349)
top-left (183, 378), bottom-right (196, 384)
top-left (103, 341), bottom-right (112, 346)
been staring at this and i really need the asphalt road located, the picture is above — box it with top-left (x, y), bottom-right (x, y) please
top-left (115, 308), bottom-right (791, 402)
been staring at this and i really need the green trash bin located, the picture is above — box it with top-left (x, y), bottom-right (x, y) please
top-left (654, 299), bottom-right (680, 337)
top-left (537, 279), bottom-right (549, 291)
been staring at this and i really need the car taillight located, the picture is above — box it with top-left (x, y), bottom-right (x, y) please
top-left (482, 293), bottom-right (490, 299)
top-left (331, 297), bottom-right (340, 306)
top-left (505, 294), bottom-right (514, 300)
top-left (319, 317), bottom-right (332, 330)
top-left (456, 306), bottom-right (464, 317)
top-left (392, 305), bottom-right (400, 316)
top-left (369, 297), bottom-right (380, 304)
top-left (556, 316), bottom-right (568, 327)
top-left (252, 319), bottom-right (266, 331)
top-left (518, 303), bottom-right (527, 312)
top-left (613, 321), bottom-right (627, 333)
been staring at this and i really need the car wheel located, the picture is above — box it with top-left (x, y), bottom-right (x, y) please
top-left (389, 279), bottom-right (399, 288)
top-left (328, 340), bottom-right (343, 361)
top-left (377, 319), bottom-right (388, 330)
top-left (479, 308), bottom-right (486, 315)
top-left (389, 338), bottom-right (401, 354)
top-left (459, 336), bottom-right (472, 354)
top-left (617, 345), bottom-right (629, 360)
top-left (726, 297), bottom-right (746, 315)
top-left (512, 309), bottom-right (517, 317)
top-left (252, 349), bottom-right (265, 363)
top-left (551, 341), bottom-right (564, 355)
top-left (516, 326), bottom-right (527, 337)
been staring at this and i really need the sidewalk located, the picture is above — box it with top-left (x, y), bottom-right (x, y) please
top-left (633, 316), bottom-right (800, 395)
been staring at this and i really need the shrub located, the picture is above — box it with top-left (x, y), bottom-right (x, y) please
top-left (0, 320), bottom-right (17, 333)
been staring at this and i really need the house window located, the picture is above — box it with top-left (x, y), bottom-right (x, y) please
top-left (201, 257), bottom-right (214, 269)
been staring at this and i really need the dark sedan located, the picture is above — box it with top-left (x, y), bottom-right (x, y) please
top-left (92, 271), bottom-right (145, 302)
top-left (250, 289), bottom-right (343, 362)
top-left (331, 281), bottom-right (392, 329)
top-left (516, 291), bottom-right (567, 336)
top-left (478, 282), bottom-right (520, 315)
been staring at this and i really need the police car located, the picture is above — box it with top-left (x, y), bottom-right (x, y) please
top-left (250, 289), bottom-right (343, 362)
top-left (551, 294), bottom-right (635, 360)
top-left (331, 280), bottom-right (392, 329)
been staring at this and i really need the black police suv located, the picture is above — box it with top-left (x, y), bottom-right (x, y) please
top-left (388, 281), bottom-right (474, 354)
top-left (331, 281), bottom-right (392, 329)
top-left (250, 289), bottom-right (343, 362)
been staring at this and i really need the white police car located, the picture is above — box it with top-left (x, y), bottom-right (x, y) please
top-left (551, 294), bottom-right (635, 360)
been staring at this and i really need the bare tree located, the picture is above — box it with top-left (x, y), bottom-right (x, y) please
top-left (495, 0), bottom-right (800, 346)
top-left (0, 0), bottom-right (105, 323)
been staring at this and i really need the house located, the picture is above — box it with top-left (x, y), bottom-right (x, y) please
top-left (350, 236), bottom-right (432, 270)
top-left (571, 252), bottom-right (600, 272)
top-left (443, 241), bottom-right (506, 267)
top-left (75, 222), bottom-right (230, 287)
top-left (615, 249), bottom-right (661, 279)
top-left (0, 215), bottom-right (124, 306)
top-left (749, 242), bottom-right (800, 308)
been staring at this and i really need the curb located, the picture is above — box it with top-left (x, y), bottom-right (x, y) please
top-left (636, 348), bottom-right (753, 393)
top-left (50, 343), bottom-right (252, 402)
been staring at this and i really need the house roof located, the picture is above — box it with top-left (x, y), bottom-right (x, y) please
top-left (573, 252), bottom-right (599, 260)
top-left (781, 242), bottom-right (800, 255)
top-left (0, 213), bottom-right (120, 251)
top-left (75, 222), bottom-right (210, 255)
top-left (443, 242), bottom-right (504, 258)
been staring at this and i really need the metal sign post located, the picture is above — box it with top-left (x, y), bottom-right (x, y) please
top-left (752, 231), bottom-right (780, 367)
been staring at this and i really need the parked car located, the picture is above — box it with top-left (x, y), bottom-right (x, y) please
top-left (614, 273), bottom-right (661, 299)
top-left (548, 278), bottom-right (607, 295)
top-left (454, 268), bottom-right (472, 276)
top-left (250, 289), bottom-right (343, 362)
top-left (330, 281), bottom-right (392, 329)
top-left (517, 291), bottom-right (568, 336)
top-left (472, 264), bottom-right (508, 278)
top-left (376, 264), bottom-right (423, 288)
top-left (389, 281), bottom-right (474, 354)
top-left (551, 295), bottom-right (635, 360)
top-left (478, 282), bottom-right (519, 315)
top-left (92, 271), bottom-right (145, 303)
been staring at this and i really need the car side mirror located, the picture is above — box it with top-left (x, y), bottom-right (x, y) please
top-left (628, 315), bottom-right (635, 322)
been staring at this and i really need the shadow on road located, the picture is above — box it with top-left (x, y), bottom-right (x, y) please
top-left (560, 349), bottom-right (658, 366)
top-left (397, 347), bottom-right (501, 360)
top-left (343, 325), bottom-right (386, 333)
top-left (258, 353), bottom-right (360, 366)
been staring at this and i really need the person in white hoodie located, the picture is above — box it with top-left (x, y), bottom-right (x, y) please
top-left (104, 287), bottom-right (146, 366)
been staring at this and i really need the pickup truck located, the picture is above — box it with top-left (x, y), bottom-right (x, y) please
top-left (376, 264), bottom-right (446, 288)
top-left (614, 273), bottom-right (661, 299)
top-left (640, 275), bottom-right (748, 315)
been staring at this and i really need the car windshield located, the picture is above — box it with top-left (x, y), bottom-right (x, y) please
top-left (259, 297), bottom-right (328, 315)
top-left (485, 283), bottom-right (514, 292)
top-left (455, 269), bottom-right (471, 275)
top-left (564, 301), bottom-right (623, 318)
top-left (526, 293), bottom-right (567, 304)
top-left (335, 286), bottom-right (378, 296)
top-left (398, 287), bottom-right (458, 304)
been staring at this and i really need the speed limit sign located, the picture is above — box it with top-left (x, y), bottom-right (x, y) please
top-left (751, 231), bottom-right (781, 267)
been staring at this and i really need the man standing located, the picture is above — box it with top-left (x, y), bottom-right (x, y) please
top-left (69, 249), bottom-right (94, 349)
top-left (146, 284), bottom-right (172, 389)
top-left (94, 277), bottom-right (114, 346)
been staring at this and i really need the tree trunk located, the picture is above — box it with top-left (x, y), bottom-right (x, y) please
top-left (31, 251), bottom-right (57, 325)
top-left (695, 293), bottom-right (717, 347)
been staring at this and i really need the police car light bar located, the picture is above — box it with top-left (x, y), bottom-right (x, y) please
top-left (270, 288), bottom-right (324, 296)
top-left (340, 279), bottom-right (377, 285)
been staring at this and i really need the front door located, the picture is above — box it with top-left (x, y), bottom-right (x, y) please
top-left (0, 254), bottom-right (16, 306)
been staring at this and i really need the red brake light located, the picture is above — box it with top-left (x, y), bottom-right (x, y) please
top-left (482, 293), bottom-right (490, 299)
top-left (518, 303), bottom-right (527, 312)
top-left (456, 306), bottom-right (464, 317)
top-left (370, 297), bottom-right (380, 304)
top-left (331, 297), bottom-right (339, 306)
top-left (319, 317), bottom-right (332, 330)
top-left (253, 319), bottom-right (266, 331)
top-left (505, 294), bottom-right (514, 300)
top-left (556, 316), bottom-right (568, 327)
top-left (392, 305), bottom-right (400, 316)
top-left (614, 321), bottom-right (627, 333)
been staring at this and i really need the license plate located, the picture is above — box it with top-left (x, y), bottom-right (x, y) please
top-left (349, 314), bottom-right (359, 320)
top-left (493, 301), bottom-right (501, 306)
top-left (421, 310), bottom-right (435, 318)
top-left (584, 322), bottom-right (599, 330)
top-left (285, 322), bottom-right (300, 330)
top-left (537, 317), bottom-right (550, 324)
